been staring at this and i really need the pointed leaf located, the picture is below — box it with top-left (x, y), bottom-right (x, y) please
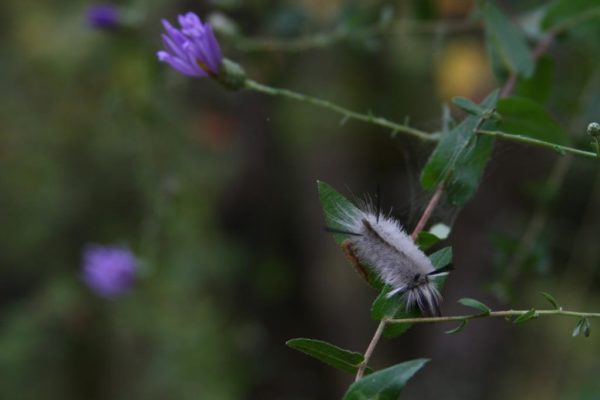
top-left (317, 181), bottom-right (382, 288)
top-left (318, 180), bottom-right (362, 245)
top-left (446, 133), bottom-right (495, 205)
top-left (481, 1), bottom-right (534, 78)
top-left (421, 90), bottom-right (499, 206)
top-left (286, 338), bottom-right (371, 374)
top-left (512, 309), bottom-right (537, 324)
top-left (583, 318), bottom-right (591, 337)
top-left (542, 0), bottom-right (600, 31)
top-left (453, 96), bottom-right (484, 116)
top-left (540, 292), bottom-right (559, 309)
top-left (458, 298), bottom-right (491, 314)
top-left (343, 359), bottom-right (429, 400)
top-left (515, 56), bottom-right (554, 103)
top-left (416, 224), bottom-right (450, 251)
top-left (416, 231), bottom-right (439, 251)
top-left (445, 320), bottom-right (468, 335)
top-left (573, 318), bottom-right (585, 337)
top-left (429, 246), bottom-right (453, 270)
top-left (497, 96), bottom-right (570, 145)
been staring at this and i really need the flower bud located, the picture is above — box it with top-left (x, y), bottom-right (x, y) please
top-left (216, 58), bottom-right (247, 90)
top-left (587, 122), bottom-right (600, 138)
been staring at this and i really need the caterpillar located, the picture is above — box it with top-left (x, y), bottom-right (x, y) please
top-left (327, 197), bottom-right (451, 317)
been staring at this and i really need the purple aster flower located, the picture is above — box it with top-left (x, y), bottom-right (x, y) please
top-left (86, 4), bottom-right (121, 30)
top-left (82, 244), bottom-right (138, 298)
top-left (157, 12), bottom-right (223, 77)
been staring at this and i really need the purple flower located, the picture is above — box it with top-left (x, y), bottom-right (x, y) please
top-left (82, 244), bottom-right (138, 298)
top-left (157, 12), bottom-right (223, 77)
top-left (86, 4), bottom-right (121, 30)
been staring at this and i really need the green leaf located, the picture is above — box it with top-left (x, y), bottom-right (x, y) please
top-left (371, 286), bottom-right (419, 338)
top-left (542, 0), bottom-right (600, 31)
top-left (446, 133), bottom-right (495, 205)
top-left (416, 232), bottom-right (440, 251)
top-left (572, 318), bottom-right (591, 338)
top-left (286, 338), bottom-right (372, 374)
top-left (421, 90), bottom-right (499, 206)
top-left (515, 56), bottom-right (554, 103)
top-left (429, 246), bottom-right (453, 270)
top-left (317, 181), bottom-right (382, 288)
top-left (481, 1), bottom-right (534, 78)
top-left (458, 298), bottom-right (492, 314)
top-left (497, 96), bottom-right (570, 145)
top-left (583, 319), bottom-right (591, 337)
top-left (540, 292), bottom-right (559, 309)
top-left (445, 320), bottom-right (468, 335)
top-left (453, 96), bottom-right (484, 116)
top-left (512, 309), bottom-right (537, 324)
top-left (343, 359), bottom-right (429, 400)
top-left (485, 29), bottom-right (509, 83)
top-left (317, 180), bottom-right (362, 245)
top-left (371, 247), bottom-right (452, 338)
top-left (416, 225), bottom-right (452, 251)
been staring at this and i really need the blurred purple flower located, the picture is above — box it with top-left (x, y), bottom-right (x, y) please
top-left (157, 12), bottom-right (223, 77)
top-left (82, 244), bottom-right (137, 298)
top-left (86, 4), bottom-right (121, 30)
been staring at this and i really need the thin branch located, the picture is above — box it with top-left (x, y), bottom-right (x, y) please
top-left (244, 79), bottom-right (598, 158)
top-left (387, 308), bottom-right (600, 325)
top-left (355, 319), bottom-right (387, 381)
top-left (244, 79), bottom-right (436, 142)
top-left (476, 129), bottom-right (598, 159)
top-left (410, 182), bottom-right (445, 240)
top-left (233, 18), bottom-right (477, 53)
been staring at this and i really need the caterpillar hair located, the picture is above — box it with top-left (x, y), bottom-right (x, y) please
top-left (330, 201), bottom-right (447, 317)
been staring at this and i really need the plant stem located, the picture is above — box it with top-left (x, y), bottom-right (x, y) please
top-left (243, 79), bottom-right (436, 142)
top-left (355, 319), bottom-right (387, 381)
top-left (245, 79), bottom-right (598, 159)
top-left (410, 182), bottom-right (445, 240)
top-left (387, 308), bottom-right (600, 325)
top-left (477, 129), bottom-right (598, 159)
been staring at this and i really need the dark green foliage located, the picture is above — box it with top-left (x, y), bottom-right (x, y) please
top-left (317, 180), bottom-right (383, 289)
top-left (416, 231), bottom-right (440, 251)
top-left (458, 298), bottom-right (492, 314)
top-left (421, 90), bottom-right (499, 206)
top-left (286, 338), bottom-right (371, 374)
top-left (542, 0), bottom-right (600, 31)
top-left (497, 96), bottom-right (570, 145)
top-left (541, 292), bottom-right (559, 309)
top-left (512, 309), bottom-right (537, 324)
top-left (343, 359), bottom-right (429, 400)
top-left (572, 318), bottom-right (591, 338)
top-left (515, 56), bottom-right (555, 103)
top-left (453, 96), bottom-right (485, 116)
top-left (445, 320), bottom-right (468, 335)
top-left (481, 1), bottom-right (535, 78)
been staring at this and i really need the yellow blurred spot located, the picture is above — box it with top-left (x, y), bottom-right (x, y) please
top-left (299, 0), bottom-right (342, 20)
top-left (435, 39), bottom-right (494, 101)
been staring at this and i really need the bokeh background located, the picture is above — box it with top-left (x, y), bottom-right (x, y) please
top-left (1, 0), bottom-right (599, 399)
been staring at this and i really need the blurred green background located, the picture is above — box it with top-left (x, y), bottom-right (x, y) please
top-left (1, 0), bottom-right (599, 399)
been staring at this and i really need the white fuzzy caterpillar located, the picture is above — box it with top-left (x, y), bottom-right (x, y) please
top-left (330, 203), bottom-right (447, 316)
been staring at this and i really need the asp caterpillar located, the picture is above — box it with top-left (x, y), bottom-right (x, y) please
top-left (326, 189), bottom-right (452, 317)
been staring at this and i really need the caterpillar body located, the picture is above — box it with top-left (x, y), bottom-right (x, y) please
top-left (330, 203), bottom-right (448, 316)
